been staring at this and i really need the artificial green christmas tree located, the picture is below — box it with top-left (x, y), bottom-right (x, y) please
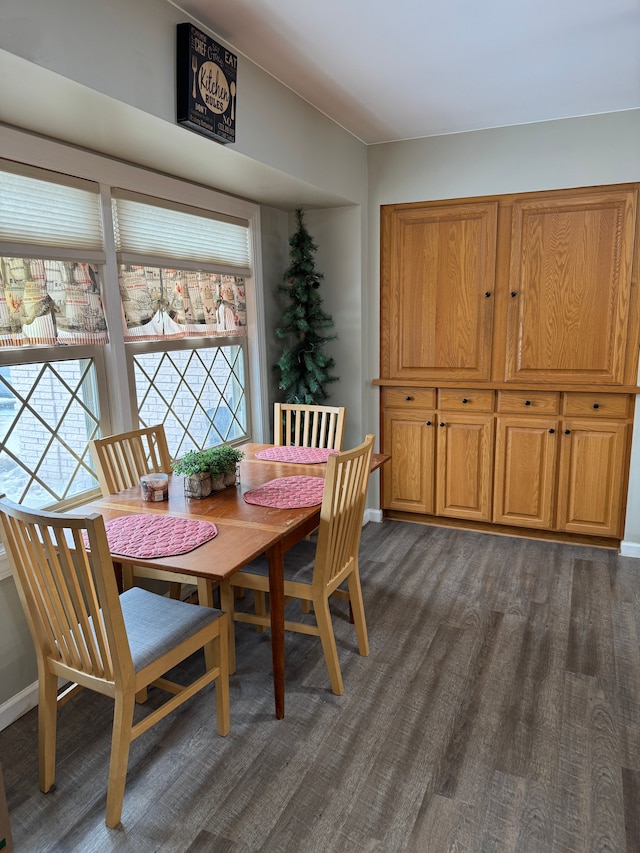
top-left (275, 209), bottom-right (338, 404)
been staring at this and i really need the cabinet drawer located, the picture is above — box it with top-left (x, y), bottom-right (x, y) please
top-left (563, 393), bottom-right (630, 419)
top-left (383, 387), bottom-right (435, 409)
top-left (438, 389), bottom-right (494, 412)
top-left (497, 390), bottom-right (560, 414)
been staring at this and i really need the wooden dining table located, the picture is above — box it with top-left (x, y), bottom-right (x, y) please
top-left (79, 442), bottom-right (387, 719)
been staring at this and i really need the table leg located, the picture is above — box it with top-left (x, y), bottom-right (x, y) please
top-left (197, 577), bottom-right (214, 607)
top-left (267, 540), bottom-right (286, 719)
top-left (197, 577), bottom-right (216, 672)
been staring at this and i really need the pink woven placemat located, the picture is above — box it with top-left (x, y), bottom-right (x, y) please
top-left (87, 514), bottom-right (217, 559)
top-left (255, 446), bottom-right (336, 464)
top-left (244, 475), bottom-right (325, 509)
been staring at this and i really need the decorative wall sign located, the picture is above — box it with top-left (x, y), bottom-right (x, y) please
top-left (176, 23), bottom-right (237, 145)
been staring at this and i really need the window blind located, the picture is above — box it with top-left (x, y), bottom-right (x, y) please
top-left (112, 192), bottom-right (251, 274)
top-left (0, 162), bottom-right (104, 259)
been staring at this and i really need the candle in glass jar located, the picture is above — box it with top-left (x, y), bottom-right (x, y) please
top-left (140, 473), bottom-right (169, 501)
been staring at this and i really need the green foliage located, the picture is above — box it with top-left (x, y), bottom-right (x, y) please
top-left (172, 445), bottom-right (244, 477)
top-left (275, 209), bottom-right (338, 404)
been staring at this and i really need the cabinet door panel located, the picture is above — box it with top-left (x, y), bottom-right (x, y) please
top-left (556, 419), bottom-right (628, 536)
top-left (505, 190), bottom-right (637, 384)
top-left (493, 417), bottom-right (558, 528)
top-left (436, 415), bottom-right (494, 520)
top-left (382, 410), bottom-right (434, 513)
top-left (383, 202), bottom-right (497, 381)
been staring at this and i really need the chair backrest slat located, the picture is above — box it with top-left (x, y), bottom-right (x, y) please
top-left (313, 435), bottom-right (374, 590)
top-left (0, 499), bottom-right (130, 687)
top-left (90, 425), bottom-right (172, 496)
top-left (274, 404), bottom-right (346, 450)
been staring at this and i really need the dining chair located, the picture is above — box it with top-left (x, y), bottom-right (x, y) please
top-left (221, 434), bottom-right (375, 695)
top-left (89, 425), bottom-right (192, 600)
top-left (0, 497), bottom-right (230, 828)
top-left (274, 402), bottom-right (347, 563)
top-left (274, 403), bottom-right (346, 450)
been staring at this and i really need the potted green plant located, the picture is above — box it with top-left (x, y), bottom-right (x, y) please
top-left (214, 445), bottom-right (245, 486)
top-left (171, 449), bottom-right (213, 498)
top-left (172, 445), bottom-right (244, 497)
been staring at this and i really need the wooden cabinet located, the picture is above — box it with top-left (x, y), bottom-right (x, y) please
top-left (556, 418), bottom-right (628, 537)
top-left (493, 392), bottom-right (630, 536)
top-left (493, 416), bottom-right (558, 529)
top-left (493, 390), bottom-right (560, 528)
top-left (504, 190), bottom-right (638, 385)
top-left (382, 389), bottom-right (632, 538)
top-left (379, 183), bottom-right (639, 542)
top-left (382, 406), bottom-right (434, 514)
top-left (436, 413), bottom-right (494, 521)
top-left (381, 389), bottom-right (493, 523)
top-left (381, 201), bottom-right (497, 382)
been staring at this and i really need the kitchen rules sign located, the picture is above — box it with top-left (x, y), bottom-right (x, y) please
top-left (177, 23), bottom-right (237, 145)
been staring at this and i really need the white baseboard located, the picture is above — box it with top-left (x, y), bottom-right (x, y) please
top-left (619, 540), bottom-right (640, 558)
top-left (364, 508), bottom-right (383, 524)
top-left (0, 681), bottom-right (38, 732)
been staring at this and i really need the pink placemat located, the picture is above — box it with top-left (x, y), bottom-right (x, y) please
top-left (86, 514), bottom-right (217, 559)
top-left (255, 446), bottom-right (336, 464)
top-left (244, 475), bottom-right (325, 509)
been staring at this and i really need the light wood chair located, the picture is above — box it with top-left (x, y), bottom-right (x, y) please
top-left (221, 434), bottom-right (375, 695)
top-left (273, 403), bottom-right (347, 609)
top-left (0, 497), bottom-right (230, 829)
top-left (274, 403), bottom-right (346, 450)
top-left (90, 425), bottom-right (191, 600)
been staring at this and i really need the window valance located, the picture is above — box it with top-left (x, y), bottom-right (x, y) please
top-left (119, 266), bottom-right (246, 341)
top-left (0, 258), bottom-right (108, 348)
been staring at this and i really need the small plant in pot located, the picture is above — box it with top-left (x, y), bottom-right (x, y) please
top-left (172, 445), bottom-right (244, 498)
top-left (214, 444), bottom-right (245, 486)
top-left (171, 449), bottom-right (214, 498)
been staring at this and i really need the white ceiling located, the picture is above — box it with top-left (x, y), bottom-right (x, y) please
top-left (175, 0), bottom-right (640, 145)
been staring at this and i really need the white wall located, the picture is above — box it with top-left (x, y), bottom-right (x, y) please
top-left (364, 110), bottom-right (640, 544)
top-left (0, 0), bottom-right (367, 210)
top-left (303, 207), bottom-right (364, 450)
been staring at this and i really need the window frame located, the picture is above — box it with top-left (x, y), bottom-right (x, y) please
top-left (0, 128), bottom-right (271, 581)
top-left (0, 139), bottom-right (270, 497)
top-left (124, 334), bottom-right (253, 456)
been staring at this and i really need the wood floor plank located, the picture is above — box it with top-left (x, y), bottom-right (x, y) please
top-left (567, 558), bottom-right (617, 680)
top-left (622, 766), bottom-right (640, 851)
top-left (478, 771), bottom-right (541, 853)
top-left (612, 600), bottom-right (640, 772)
top-left (553, 672), bottom-right (591, 853)
top-left (586, 677), bottom-right (626, 853)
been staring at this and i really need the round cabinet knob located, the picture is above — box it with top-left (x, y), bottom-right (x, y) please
top-left (564, 429), bottom-right (571, 435)
top-left (462, 398), bottom-right (469, 404)
top-left (592, 403), bottom-right (600, 409)
top-left (549, 429), bottom-right (555, 434)
top-left (426, 420), bottom-right (432, 426)
top-left (405, 395), bottom-right (413, 401)
top-left (524, 400), bottom-right (531, 406)
top-left (439, 422), bottom-right (445, 427)
top-left (510, 291), bottom-right (517, 297)
top-left (485, 291), bottom-right (491, 298)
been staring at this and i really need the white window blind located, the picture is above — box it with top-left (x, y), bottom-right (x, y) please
top-left (0, 161), bottom-right (104, 260)
top-left (112, 192), bottom-right (252, 274)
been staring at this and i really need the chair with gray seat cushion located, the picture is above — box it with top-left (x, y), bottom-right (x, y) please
top-left (0, 496), bottom-right (230, 829)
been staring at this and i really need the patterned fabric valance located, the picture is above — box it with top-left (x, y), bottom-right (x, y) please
top-left (119, 266), bottom-right (246, 341)
top-left (0, 258), bottom-right (108, 348)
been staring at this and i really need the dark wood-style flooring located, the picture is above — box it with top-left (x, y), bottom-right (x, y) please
top-left (1, 520), bottom-right (639, 852)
